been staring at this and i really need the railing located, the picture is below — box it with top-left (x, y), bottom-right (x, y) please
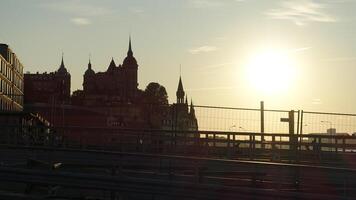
top-left (0, 145), bottom-right (355, 199)
top-left (1, 125), bottom-right (356, 164)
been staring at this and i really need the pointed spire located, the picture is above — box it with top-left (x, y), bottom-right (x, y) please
top-left (185, 95), bottom-right (188, 104)
top-left (110, 57), bottom-right (116, 66)
top-left (88, 54), bottom-right (92, 69)
top-left (107, 57), bottom-right (116, 72)
top-left (177, 76), bottom-right (184, 93)
top-left (60, 52), bottom-right (65, 68)
top-left (127, 35), bottom-right (133, 57)
top-left (190, 98), bottom-right (195, 116)
top-left (176, 75), bottom-right (185, 104)
top-left (57, 52), bottom-right (68, 74)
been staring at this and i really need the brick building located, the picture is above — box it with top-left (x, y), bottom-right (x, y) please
top-left (24, 56), bottom-right (71, 105)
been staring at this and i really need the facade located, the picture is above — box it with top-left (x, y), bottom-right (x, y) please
top-left (73, 38), bottom-right (139, 107)
top-left (162, 76), bottom-right (198, 131)
top-left (24, 56), bottom-right (71, 105)
top-left (24, 38), bottom-right (198, 142)
top-left (0, 44), bottom-right (24, 111)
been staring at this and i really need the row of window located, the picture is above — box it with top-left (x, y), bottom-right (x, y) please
top-left (0, 79), bottom-right (23, 106)
top-left (0, 99), bottom-right (11, 110)
top-left (0, 59), bottom-right (13, 81)
top-left (4, 50), bottom-right (23, 75)
top-left (0, 59), bottom-right (23, 91)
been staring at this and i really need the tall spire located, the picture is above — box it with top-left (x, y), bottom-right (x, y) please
top-left (176, 75), bottom-right (185, 104)
top-left (88, 54), bottom-right (92, 69)
top-left (127, 35), bottom-right (133, 57)
top-left (190, 98), bottom-right (196, 116)
top-left (60, 52), bottom-right (65, 68)
top-left (57, 52), bottom-right (68, 74)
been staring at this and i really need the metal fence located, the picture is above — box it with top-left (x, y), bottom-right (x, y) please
top-left (302, 111), bottom-right (356, 135)
top-left (193, 105), bottom-right (295, 133)
top-left (2, 104), bottom-right (356, 154)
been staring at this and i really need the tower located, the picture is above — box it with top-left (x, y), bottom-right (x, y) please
top-left (55, 54), bottom-right (71, 103)
top-left (57, 53), bottom-right (68, 75)
top-left (84, 58), bottom-right (95, 92)
top-left (122, 36), bottom-right (138, 97)
top-left (176, 76), bottom-right (185, 104)
top-left (190, 99), bottom-right (195, 117)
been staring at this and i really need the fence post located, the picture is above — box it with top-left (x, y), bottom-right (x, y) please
top-left (227, 133), bottom-right (231, 158)
top-left (260, 101), bottom-right (265, 149)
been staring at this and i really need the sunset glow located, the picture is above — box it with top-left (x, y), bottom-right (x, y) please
top-left (245, 50), bottom-right (297, 95)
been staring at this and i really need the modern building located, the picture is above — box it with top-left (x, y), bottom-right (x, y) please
top-left (0, 44), bottom-right (24, 111)
top-left (24, 55), bottom-right (71, 105)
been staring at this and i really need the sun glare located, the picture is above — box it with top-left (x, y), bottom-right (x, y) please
top-left (245, 50), bottom-right (296, 95)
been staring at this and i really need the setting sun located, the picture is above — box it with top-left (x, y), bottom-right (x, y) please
top-left (245, 50), bottom-right (297, 95)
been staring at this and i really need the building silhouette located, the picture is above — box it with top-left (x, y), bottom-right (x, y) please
top-left (0, 44), bottom-right (24, 111)
top-left (161, 76), bottom-right (198, 131)
top-left (24, 55), bottom-right (71, 105)
top-left (72, 37), bottom-right (139, 106)
top-left (23, 38), bottom-right (198, 143)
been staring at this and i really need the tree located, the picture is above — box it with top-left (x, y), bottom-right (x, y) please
top-left (143, 82), bottom-right (169, 129)
top-left (144, 82), bottom-right (168, 105)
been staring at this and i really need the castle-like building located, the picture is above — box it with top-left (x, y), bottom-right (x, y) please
top-left (72, 38), bottom-right (140, 106)
top-left (24, 56), bottom-right (71, 105)
top-left (24, 38), bottom-right (198, 133)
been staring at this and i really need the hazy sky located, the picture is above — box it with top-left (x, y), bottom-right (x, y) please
top-left (1, 0), bottom-right (356, 113)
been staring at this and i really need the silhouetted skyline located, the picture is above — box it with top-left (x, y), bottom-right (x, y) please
top-left (2, 0), bottom-right (356, 113)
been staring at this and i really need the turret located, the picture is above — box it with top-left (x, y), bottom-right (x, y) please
top-left (176, 76), bottom-right (185, 104)
top-left (57, 53), bottom-right (68, 74)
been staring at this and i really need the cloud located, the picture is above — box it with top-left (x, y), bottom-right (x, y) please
top-left (71, 18), bottom-right (91, 26)
top-left (321, 57), bottom-right (356, 62)
top-left (312, 98), bottom-right (322, 105)
top-left (130, 8), bottom-right (144, 14)
top-left (266, 0), bottom-right (336, 25)
top-left (197, 62), bottom-right (235, 70)
top-left (189, 0), bottom-right (224, 8)
top-left (41, 1), bottom-right (112, 16)
top-left (188, 45), bottom-right (218, 54)
top-left (186, 86), bottom-right (236, 92)
top-left (290, 46), bottom-right (312, 52)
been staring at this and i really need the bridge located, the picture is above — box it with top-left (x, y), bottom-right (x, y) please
top-left (1, 105), bottom-right (356, 199)
top-left (0, 127), bottom-right (356, 199)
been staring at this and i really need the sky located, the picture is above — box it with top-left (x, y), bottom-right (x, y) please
top-left (1, 0), bottom-right (356, 113)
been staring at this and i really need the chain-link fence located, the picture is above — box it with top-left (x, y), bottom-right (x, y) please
top-left (301, 111), bottom-right (356, 135)
top-left (193, 105), bottom-right (296, 133)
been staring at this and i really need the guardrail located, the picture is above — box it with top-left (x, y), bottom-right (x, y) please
top-left (1, 126), bottom-right (356, 164)
top-left (0, 145), bottom-right (355, 199)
